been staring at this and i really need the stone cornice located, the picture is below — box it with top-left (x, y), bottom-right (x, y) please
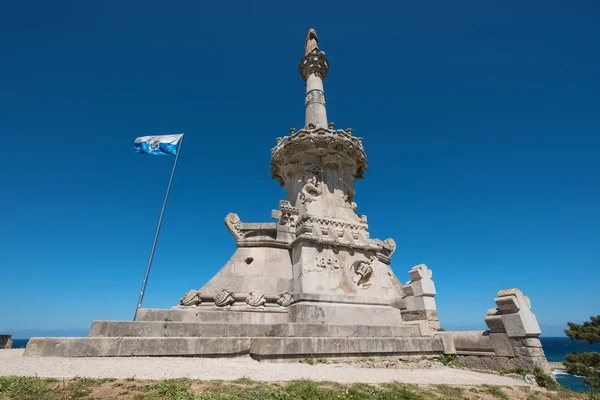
top-left (270, 126), bottom-right (367, 186)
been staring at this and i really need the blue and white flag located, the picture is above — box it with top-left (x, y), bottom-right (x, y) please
top-left (134, 134), bottom-right (183, 156)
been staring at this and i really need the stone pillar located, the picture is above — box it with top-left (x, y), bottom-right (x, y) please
top-left (401, 264), bottom-right (440, 331)
top-left (484, 288), bottom-right (550, 373)
top-left (299, 52), bottom-right (329, 128)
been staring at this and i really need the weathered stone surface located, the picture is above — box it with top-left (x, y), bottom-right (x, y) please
top-left (135, 308), bottom-right (288, 324)
top-left (24, 337), bottom-right (252, 357)
top-left (443, 331), bottom-right (494, 354)
top-left (89, 321), bottom-right (278, 338)
top-left (0, 335), bottom-right (12, 349)
top-left (88, 321), bottom-right (420, 339)
top-left (485, 289), bottom-right (542, 338)
top-left (24, 336), bottom-right (442, 359)
top-left (287, 302), bottom-right (403, 326)
top-left (195, 247), bottom-right (293, 299)
top-left (250, 337), bottom-right (445, 360)
top-left (272, 323), bottom-right (419, 338)
top-left (490, 333), bottom-right (515, 357)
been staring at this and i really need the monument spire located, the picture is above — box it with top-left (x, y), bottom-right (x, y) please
top-left (300, 28), bottom-right (329, 128)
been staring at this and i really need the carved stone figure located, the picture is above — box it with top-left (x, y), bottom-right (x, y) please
top-left (246, 291), bottom-right (266, 308)
top-left (214, 289), bottom-right (235, 307)
top-left (300, 176), bottom-right (322, 204)
top-left (179, 289), bottom-right (202, 307)
top-left (305, 28), bottom-right (319, 55)
top-left (277, 292), bottom-right (294, 307)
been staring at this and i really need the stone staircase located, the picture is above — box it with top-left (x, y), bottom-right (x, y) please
top-left (25, 308), bottom-right (445, 359)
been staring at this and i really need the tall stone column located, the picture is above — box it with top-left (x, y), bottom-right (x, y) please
top-left (269, 29), bottom-right (404, 325)
top-left (301, 53), bottom-right (329, 128)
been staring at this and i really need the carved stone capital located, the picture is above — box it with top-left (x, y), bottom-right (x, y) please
top-left (299, 52), bottom-right (329, 82)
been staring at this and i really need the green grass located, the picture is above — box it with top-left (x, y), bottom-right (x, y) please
top-left (434, 384), bottom-right (463, 400)
top-left (303, 354), bottom-right (315, 365)
top-left (133, 378), bottom-right (191, 399)
top-left (436, 354), bottom-right (461, 367)
top-left (0, 376), bottom-right (56, 400)
top-left (483, 385), bottom-right (508, 400)
top-left (0, 375), bottom-right (591, 400)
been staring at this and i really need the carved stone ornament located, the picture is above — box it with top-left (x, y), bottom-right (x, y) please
top-left (214, 289), bottom-right (235, 307)
top-left (383, 238), bottom-right (396, 256)
top-left (299, 52), bottom-right (329, 82)
top-left (352, 255), bottom-right (376, 289)
top-left (342, 171), bottom-right (356, 203)
top-left (270, 126), bottom-right (367, 186)
top-left (224, 213), bottom-right (242, 240)
top-left (277, 292), bottom-right (294, 307)
top-left (304, 28), bottom-right (319, 56)
top-left (300, 175), bottom-right (322, 204)
top-left (179, 289), bottom-right (202, 307)
top-left (323, 153), bottom-right (343, 169)
top-left (246, 291), bottom-right (267, 308)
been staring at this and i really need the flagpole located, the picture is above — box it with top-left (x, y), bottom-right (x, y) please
top-left (134, 134), bottom-right (184, 321)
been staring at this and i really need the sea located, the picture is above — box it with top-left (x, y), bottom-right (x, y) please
top-left (9, 337), bottom-right (600, 392)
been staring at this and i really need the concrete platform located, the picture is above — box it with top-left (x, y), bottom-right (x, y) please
top-left (24, 336), bottom-right (444, 359)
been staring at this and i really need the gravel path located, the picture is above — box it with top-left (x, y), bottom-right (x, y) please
top-left (0, 349), bottom-right (529, 386)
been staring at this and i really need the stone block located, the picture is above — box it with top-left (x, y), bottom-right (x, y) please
top-left (489, 333), bottom-right (514, 357)
top-left (0, 335), bottom-right (12, 349)
top-left (250, 337), bottom-right (444, 360)
top-left (24, 337), bottom-right (252, 357)
top-left (272, 323), bottom-right (419, 338)
top-left (135, 308), bottom-right (288, 324)
top-left (287, 302), bottom-right (403, 326)
top-left (89, 321), bottom-right (279, 338)
top-left (513, 337), bottom-right (543, 348)
top-left (434, 333), bottom-right (456, 354)
top-left (484, 314), bottom-right (506, 333)
top-left (411, 278), bottom-right (436, 297)
top-left (513, 346), bottom-right (546, 358)
top-left (500, 313), bottom-right (541, 338)
top-left (446, 331), bottom-right (494, 353)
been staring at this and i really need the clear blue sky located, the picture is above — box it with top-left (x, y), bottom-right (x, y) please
top-left (1, 0), bottom-right (599, 337)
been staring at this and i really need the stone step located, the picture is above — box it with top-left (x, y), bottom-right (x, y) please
top-left (89, 321), bottom-right (421, 338)
top-left (135, 308), bottom-right (288, 324)
top-left (24, 336), bottom-right (444, 358)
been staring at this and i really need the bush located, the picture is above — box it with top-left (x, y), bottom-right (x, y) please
top-left (533, 365), bottom-right (560, 390)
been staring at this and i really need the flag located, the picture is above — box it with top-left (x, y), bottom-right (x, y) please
top-left (134, 134), bottom-right (183, 156)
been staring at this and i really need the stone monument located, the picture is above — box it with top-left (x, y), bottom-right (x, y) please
top-left (24, 30), bottom-right (551, 374)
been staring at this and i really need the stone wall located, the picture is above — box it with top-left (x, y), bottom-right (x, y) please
top-left (438, 289), bottom-right (550, 373)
